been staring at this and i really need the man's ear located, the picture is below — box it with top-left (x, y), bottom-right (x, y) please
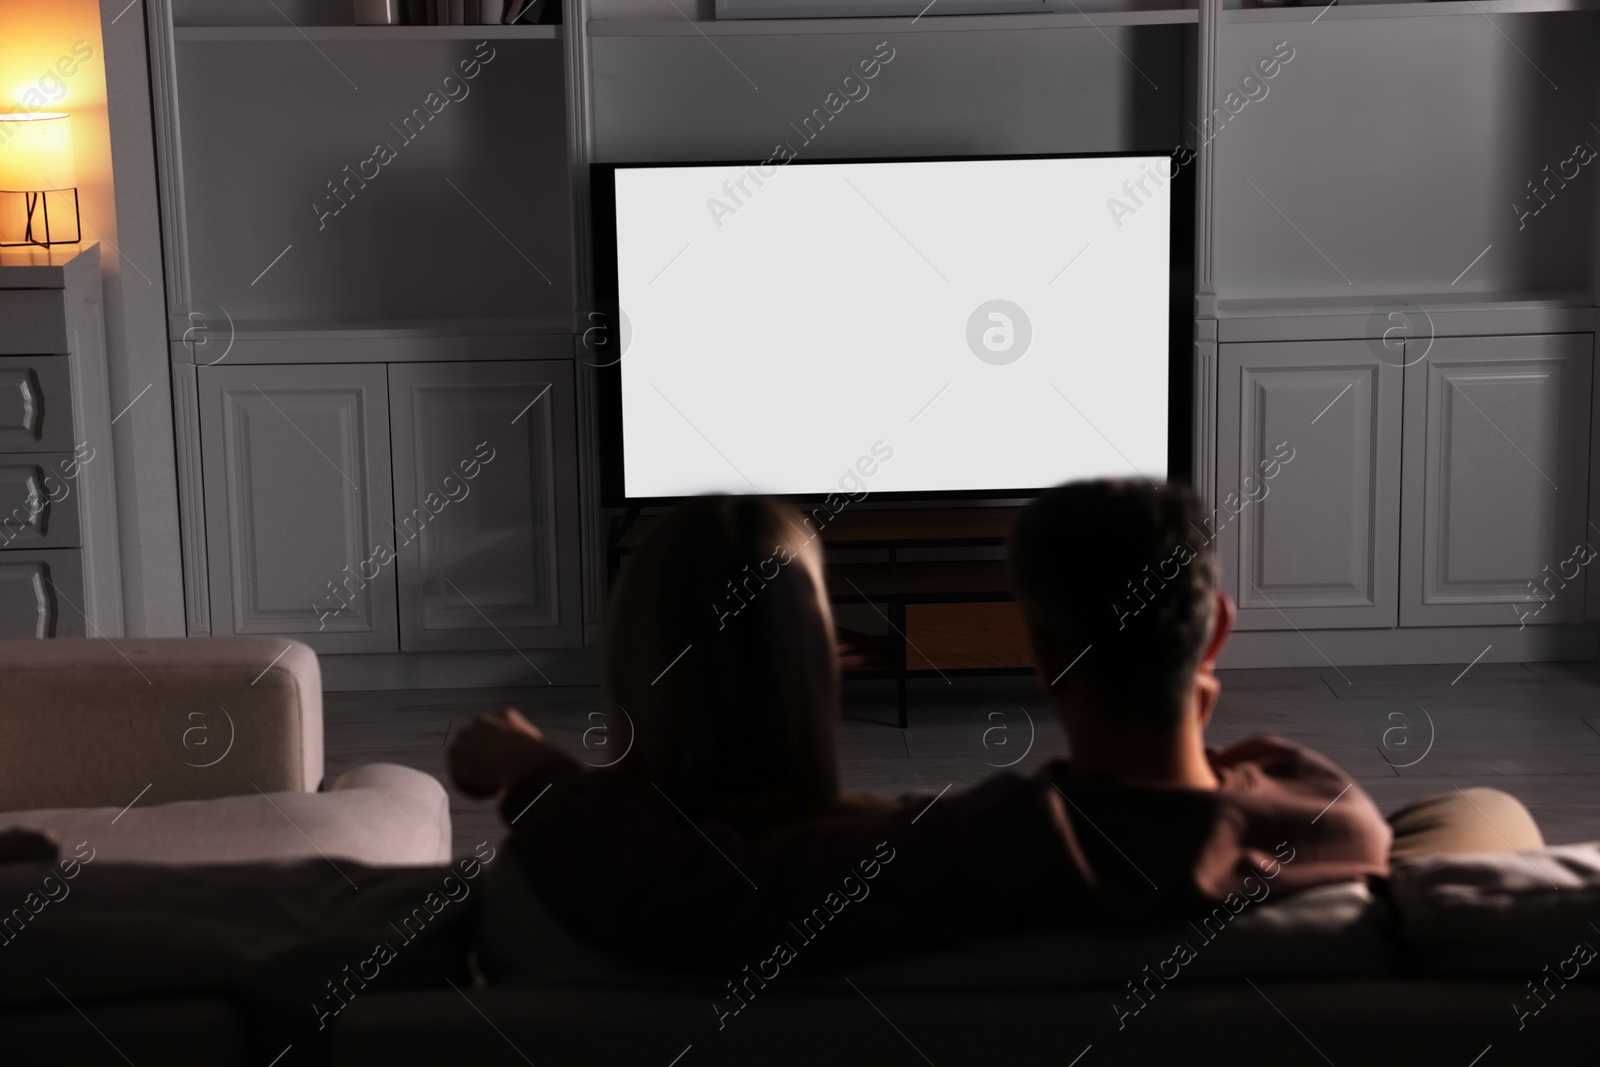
top-left (1193, 592), bottom-right (1234, 732)
top-left (1201, 590), bottom-right (1235, 667)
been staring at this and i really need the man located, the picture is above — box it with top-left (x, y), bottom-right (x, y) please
top-left (449, 480), bottom-right (1392, 972)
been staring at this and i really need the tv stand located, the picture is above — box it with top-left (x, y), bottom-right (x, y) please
top-left (610, 507), bottom-right (1032, 728)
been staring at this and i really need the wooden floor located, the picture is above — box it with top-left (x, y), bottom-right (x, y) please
top-left (323, 662), bottom-right (1600, 859)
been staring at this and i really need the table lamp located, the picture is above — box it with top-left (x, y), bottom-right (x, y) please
top-left (0, 113), bottom-right (80, 248)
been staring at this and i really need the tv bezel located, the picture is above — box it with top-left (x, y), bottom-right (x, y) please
top-left (592, 149), bottom-right (1195, 508)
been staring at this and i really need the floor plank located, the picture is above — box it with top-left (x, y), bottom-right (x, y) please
top-left (323, 719), bottom-right (451, 750)
top-left (1387, 745), bottom-right (1600, 777)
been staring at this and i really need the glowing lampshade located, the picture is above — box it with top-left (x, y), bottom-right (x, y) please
top-left (0, 113), bottom-right (76, 192)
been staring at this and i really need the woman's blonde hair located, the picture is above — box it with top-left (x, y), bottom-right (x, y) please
top-left (604, 495), bottom-right (840, 829)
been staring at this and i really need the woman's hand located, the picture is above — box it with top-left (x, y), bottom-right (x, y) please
top-left (447, 707), bottom-right (561, 799)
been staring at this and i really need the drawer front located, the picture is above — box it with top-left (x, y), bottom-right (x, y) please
top-left (0, 549), bottom-right (84, 638)
top-left (0, 453), bottom-right (82, 550)
top-left (0, 291), bottom-right (69, 354)
top-left (905, 601), bottom-right (1031, 671)
top-left (0, 356), bottom-right (74, 454)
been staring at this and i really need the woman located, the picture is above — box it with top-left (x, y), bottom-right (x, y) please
top-left (449, 493), bottom-right (883, 831)
top-left (450, 494), bottom-right (909, 969)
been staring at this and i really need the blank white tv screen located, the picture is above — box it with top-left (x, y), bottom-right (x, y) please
top-left (609, 154), bottom-right (1174, 500)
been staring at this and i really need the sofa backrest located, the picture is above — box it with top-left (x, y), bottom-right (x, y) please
top-left (0, 636), bottom-right (322, 810)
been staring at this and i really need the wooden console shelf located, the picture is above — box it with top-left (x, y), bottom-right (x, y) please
top-left (904, 602), bottom-right (1031, 673)
top-left (610, 507), bottom-right (1031, 726)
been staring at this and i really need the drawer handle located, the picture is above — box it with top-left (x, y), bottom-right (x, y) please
top-left (29, 565), bottom-right (53, 638)
top-left (0, 467), bottom-right (48, 545)
top-left (0, 562), bottom-right (55, 638)
top-left (0, 371), bottom-right (43, 441)
top-left (23, 469), bottom-right (46, 532)
top-left (17, 373), bottom-right (38, 439)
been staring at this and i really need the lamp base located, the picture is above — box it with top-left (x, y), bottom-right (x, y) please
top-left (0, 189), bottom-right (82, 248)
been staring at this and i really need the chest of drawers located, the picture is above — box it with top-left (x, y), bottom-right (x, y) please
top-left (0, 244), bottom-right (122, 638)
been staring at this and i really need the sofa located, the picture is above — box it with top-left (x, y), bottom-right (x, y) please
top-left (4, 843), bottom-right (1600, 1065)
top-left (2, 638), bottom-right (1597, 1064)
top-left (0, 636), bottom-right (450, 866)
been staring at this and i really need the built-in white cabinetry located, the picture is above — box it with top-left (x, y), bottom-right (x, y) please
top-left (1218, 341), bottom-right (1402, 631)
top-left (1220, 332), bottom-right (1596, 633)
top-left (147, 3), bottom-right (587, 672)
top-left (1200, 0), bottom-right (1600, 660)
top-left (1402, 334), bottom-right (1594, 627)
top-left (388, 361), bottom-right (582, 652)
top-left (199, 364), bottom-right (399, 653)
top-left (199, 360), bottom-right (581, 655)
top-left (136, 0), bottom-right (1600, 671)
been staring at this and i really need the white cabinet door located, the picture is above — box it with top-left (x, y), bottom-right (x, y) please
top-left (1218, 341), bottom-right (1402, 630)
top-left (199, 364), bottom-right (398, 653)
top-left (1402, 334), bottom-right (1593, 627)
top-left (388, 361), bottom-right (581, 652)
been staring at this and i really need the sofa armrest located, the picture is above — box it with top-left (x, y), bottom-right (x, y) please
top-left (0, 636), bottom-right (322, 812)
top-left (0, 764), bottom-right (451, 867)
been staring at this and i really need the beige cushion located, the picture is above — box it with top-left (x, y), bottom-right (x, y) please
top-left (0, 763), bottom-right (451, 867)
top-left (0, 636), bottom-right (322, 811)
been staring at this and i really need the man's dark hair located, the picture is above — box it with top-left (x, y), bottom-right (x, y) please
top-left (1008, 479), bottom-right (1218, 729)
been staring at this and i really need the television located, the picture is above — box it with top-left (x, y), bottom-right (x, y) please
top-left (592, 151), bottom-right (1193, 506)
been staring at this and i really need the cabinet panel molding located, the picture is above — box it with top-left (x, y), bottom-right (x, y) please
top-left (1219, 340), bottom-right (1401, 630)
top-left (388, 361), bottom-right (582, 652)
top-left (1403, 334), bottom-right (1593, 627)
top-left (199, 364), bottom-right (398, 653)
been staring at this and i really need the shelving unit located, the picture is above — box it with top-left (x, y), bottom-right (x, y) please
top-left (1199, 0), bottom-right (1600, 662)
top-left (136, 0), bottom-right (1600, 682)
top-left (146, 0), bottom-right (583, 659)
